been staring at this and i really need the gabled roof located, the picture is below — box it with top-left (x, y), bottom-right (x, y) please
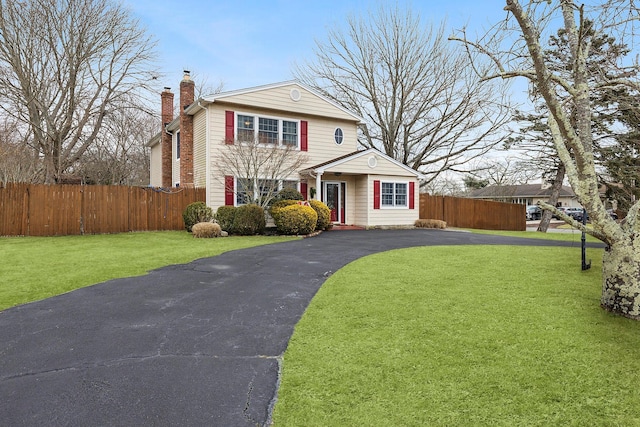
top-left (301, 148), bottom-right (424, 178)
top-left (184, 80), bottom-right (365, 123)
top-left (468, 184), bottom-right (576, 199)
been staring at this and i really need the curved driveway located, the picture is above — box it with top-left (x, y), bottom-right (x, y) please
top-left (0, 229), bottom-right (601, 426)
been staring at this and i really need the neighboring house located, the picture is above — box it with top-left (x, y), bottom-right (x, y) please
top-left (148, 72), bottom-right (422, 228)
top-left (467, 183), bottom-right (578, 207)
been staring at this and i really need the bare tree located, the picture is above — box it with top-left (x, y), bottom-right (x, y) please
top-left (293, 4), bottom-right (514, 185)
top-left (218, 138), bottom-right (309, 210)
top-left (0, 0), bottom-right (157, 183)
top-left (454, 1), bottom-right (640, 319)
top-left (0, 115), bottom-right (40, 183)
top-left (76, 100), bottom-right (155, 185)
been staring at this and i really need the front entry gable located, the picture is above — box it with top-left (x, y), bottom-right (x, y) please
top-left (301, 148), bottom-right (422, 178)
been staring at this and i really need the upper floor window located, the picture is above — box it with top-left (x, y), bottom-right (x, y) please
top-left (334, 128), bottom-right (344, 145)
top-left (237, 115), bottom-right (254, 142)
top-left (282, 121), bottom-right (298, 146)
top-left (381, 182), bottom-right (407, 207)
top-left (259, 118), bottom-right (279, 144)
top-left (236, 113), bottom-right (299, 147)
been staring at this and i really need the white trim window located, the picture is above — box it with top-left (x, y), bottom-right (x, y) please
top-left (236, 178), bottom-right (300, 206)
top-left (381, 181), bottom-right (408, 208)
top-left (236, 112), bottom-right (299, 148)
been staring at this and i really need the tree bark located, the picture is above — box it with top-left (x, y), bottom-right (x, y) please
top-left (601, 238), bottom-right (640, 319)
top-left (537, 163), bottom-right (566, 232)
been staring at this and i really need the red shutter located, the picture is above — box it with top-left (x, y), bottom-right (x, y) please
top-left (300, 182), bottom-right (308, 200)
top-left (225, 111), bottom-right (234, 144)
top-left (409, 181), bottom-right (415, 209)
top-left (373, 180), bottom-right (380, 209)
top-left (224, 176), bottom-right (234, 206)
top-left (300, 120), bottom-right (308, 151)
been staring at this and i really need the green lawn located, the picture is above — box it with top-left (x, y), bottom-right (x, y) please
top-left (0, 231), bottom-right (296, 311)
top-left (272, 245), bottom-right (640, 426)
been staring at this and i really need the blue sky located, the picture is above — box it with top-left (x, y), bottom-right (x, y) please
top-left (126, 1), bottom-right (511, 92)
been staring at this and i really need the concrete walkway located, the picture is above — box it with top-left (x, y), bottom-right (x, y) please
top-left (0, 229), bottom-right (603, 426)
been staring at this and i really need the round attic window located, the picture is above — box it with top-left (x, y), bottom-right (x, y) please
top-left (334, 127), bottom-right (344, 145)
top-left (368, 156), bottom-right (378, 168)
top-left (290, 88), bottom-right (301, 101)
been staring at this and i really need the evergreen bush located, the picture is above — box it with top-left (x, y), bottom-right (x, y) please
top-left (273, 204), bottom-right (318, 235)
top-left (269, 199), bottom-right (299, 224)
top-left (273, 187), bottom-right (304, 203)
top-left (232, 204), bottom-right (266, 235)
top-left (216, 205), bottom-right (237, 232)
top-left (308, 200), bottom-right (332, 231)
top-left (182, 201), bottom-right (213, 232)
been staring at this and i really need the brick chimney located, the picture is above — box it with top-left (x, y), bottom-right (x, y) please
top-left (160, 87), bottom-right (174, 188)
top-left (180, 70), bottom-right (195, 187)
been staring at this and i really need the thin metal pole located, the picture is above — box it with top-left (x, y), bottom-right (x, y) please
top-left (581, 208), bottom-right (591, 270)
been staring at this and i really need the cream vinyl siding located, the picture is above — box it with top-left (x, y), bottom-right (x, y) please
top-left (353, 175), bottom-right (370, 227)
top-left (215, 85), bottom-right (357, 122)
top-left (172, 132), bottom-right (180, 186)
top-left (306, 116), bottom-right (357, 165)
top-left (367, 175), bottom-right (419, 227)
top-left (193, 110), bottom-right (207, 187)
top-left (327, 152), bottom-right (416, 177)
top-left (205, 104), bottom-right (358, 211)
top-left (149, 143), bottom-right (162, 187)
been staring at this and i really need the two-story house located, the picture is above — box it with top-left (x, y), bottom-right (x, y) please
top-left (148, 73), bottom-right (422, 228)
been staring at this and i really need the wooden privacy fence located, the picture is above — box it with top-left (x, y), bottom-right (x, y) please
top-left (0, 183), bottom-right (206, 236)
top-left (420, 194), bottom-right (525, 231)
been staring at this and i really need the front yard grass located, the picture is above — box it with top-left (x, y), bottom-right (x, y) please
top-left (0, 231), bottom-right (296, 311)
top-left (273, 245), bottom-right (640, 426)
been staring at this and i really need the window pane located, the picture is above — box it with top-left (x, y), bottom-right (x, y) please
top-left (236, 178), bottom-right (251, 205)
top-left (282, 180), bottom-right (298, 190)
top-left (259, 118), bottom-right (278, 144)
top-left (381, 182), bottom-right (394, 206)
top-left (395, 183), bottom-right (407, 206)
top-left (237, 115), bottom-right (254, 142)
top-left (283, 121), bottom-right (297, 146)
top-left (334, 128), bottom-right (343, 145)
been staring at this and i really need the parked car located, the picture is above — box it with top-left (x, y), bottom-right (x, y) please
top-left (564, 207), bottom-right (582, 220)
top-left (552, 206), bottom-right (567, 219)
top-left (526, 205), bottom-right (542, 220)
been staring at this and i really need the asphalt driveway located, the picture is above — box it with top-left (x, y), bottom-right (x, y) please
top-left (0, 229), bottom-right (602, 426)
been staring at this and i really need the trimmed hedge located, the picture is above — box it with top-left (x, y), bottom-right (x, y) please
top-left (216, 205), bottom-right (236, 232)
top-left (269, 199), bottom-right (299, 224)
top-left (182, 201), bottom-right (213, 232)
top-left (232, 204), bottom-right (266, 235)
top-left (272, 204), bottom-right (318, 235)
top-left (308, 200), bottom-right (331, 231)
top-left (273, 187), bottom-right (304, 202)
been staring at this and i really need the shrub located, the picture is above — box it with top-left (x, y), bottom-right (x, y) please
top-left (232, 204), bottom-right (266, 235)
top-left (308, 200), bottom-right (332, 231)
top-left (414, 219), bottom-right (447, 229)
top-left (192, 222), bottom-right (222, 238)
top-left (216, 205), bottom-right (237, 232)
top-left (183, 202), bottom-right (213, 232)
top-left (273, 187), bottom-right (304, 203)
top-left (269, 199), bottom-right (299, 224)
top-left (273, 204), bottom-right (318, 235)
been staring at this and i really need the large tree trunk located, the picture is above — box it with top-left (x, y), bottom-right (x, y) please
top-left (601, 237), bottom-right (640, 319)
